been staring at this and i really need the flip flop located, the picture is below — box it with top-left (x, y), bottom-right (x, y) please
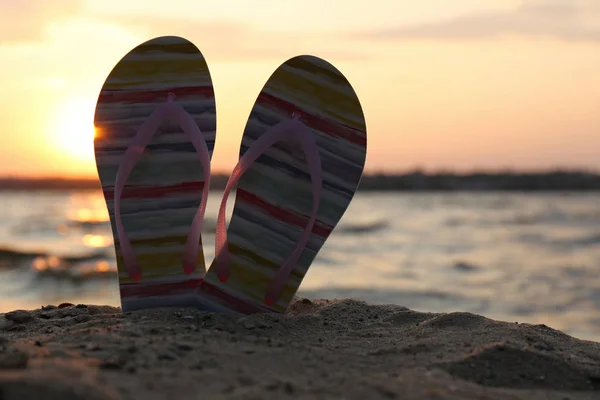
top-left (94, 36), bottom-right (216, 312)
top-left (197, 55), bottom-right (367, 314)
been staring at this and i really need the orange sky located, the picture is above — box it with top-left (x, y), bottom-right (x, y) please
top-left (0, 0), bottom-right (598, 178)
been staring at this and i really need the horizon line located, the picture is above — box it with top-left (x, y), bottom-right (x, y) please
top-left (0, 167), bottom-right (600, 181)
top-left (1, 167), bottom-right (599, 182)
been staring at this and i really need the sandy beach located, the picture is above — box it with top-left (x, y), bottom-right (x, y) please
top-left (0, 299), bottom-right (598, 399)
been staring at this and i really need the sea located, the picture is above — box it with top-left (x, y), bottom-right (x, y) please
top-left (1, 190), bottom-right (599, 342)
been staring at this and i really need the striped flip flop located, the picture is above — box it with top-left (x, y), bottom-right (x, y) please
top-left (94, 36), bottom-right (216, 312)
top-left (197, 55), bottom-right (367, 314)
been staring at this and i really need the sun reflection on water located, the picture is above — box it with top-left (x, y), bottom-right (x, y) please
top-left (32, 256), bottom-right (61, 271)
top-left (82, 234), bottom-right (111, 248)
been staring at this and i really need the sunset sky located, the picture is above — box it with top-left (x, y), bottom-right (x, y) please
top-left (0, 0), bottom-right (598, 178)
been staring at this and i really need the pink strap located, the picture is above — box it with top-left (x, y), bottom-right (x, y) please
top-left (214, 115), bottom-right (322, 306)
top-left (114, 93), bottom-right (211, 281)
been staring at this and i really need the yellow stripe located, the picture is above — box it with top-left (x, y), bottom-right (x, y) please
top-left (266, 69), bottom-right (364, 129)
top-left (116, 251), bottom-right (206, 282)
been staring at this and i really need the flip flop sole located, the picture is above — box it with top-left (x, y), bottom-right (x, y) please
top-left (200, 55), bottom-right (367, 313)
top-left (94, 36), bottom-right (216, 311)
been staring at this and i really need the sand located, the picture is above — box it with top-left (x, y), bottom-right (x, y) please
top-left (1, 299), bottom-right (600, 400)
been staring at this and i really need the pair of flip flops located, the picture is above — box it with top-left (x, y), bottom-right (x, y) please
top-left (94, 36), bottom-right (367, 314)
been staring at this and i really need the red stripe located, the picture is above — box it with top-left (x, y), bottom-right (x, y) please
top-left (103, 181), bottom-right (204, 200)
top-left (258, 93), bottom-right (366, 147)
top-left (98, 86), bottom-right (214, 103)
top-left (120, 278), bottom-right (275, 314)
top-left (120, 278), bottom-right (202, 298)
top-left (198, 280), bottom-right (272, 314)
top-left (236, 189), bottom-right (333, 238)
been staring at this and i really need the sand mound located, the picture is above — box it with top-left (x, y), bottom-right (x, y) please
top-left (0, 299), bottom-right (599, 399)
top-left (440, 343), bottom-right (600, 391)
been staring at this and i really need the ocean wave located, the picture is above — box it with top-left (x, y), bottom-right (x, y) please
top-left (10, 216), bottom-right (221, 239)
top-left (453, 261), bottom-right (479, 272)
top-left (31, 254), bottom-right (117, 281)
top-left (337, 219), bottom-right (389, 234)
top-left (0, 247), bottom-right (44, 270)
top-left (516, 232), bottom-right (600, 249)
top-left (0, 247), bottom-right (116, 281)
top-left (552, 234), bottom-right (600, 248)
top-left (505, 210), bottom-right (600, 226)
top-left (10, 219), bottom-right (109, 239)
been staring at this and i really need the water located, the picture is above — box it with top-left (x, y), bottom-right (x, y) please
top-left (1, 190), bottom-right (599, 341)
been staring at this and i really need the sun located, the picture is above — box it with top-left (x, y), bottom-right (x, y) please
top-left (52, 96), bottom-right (97, 161)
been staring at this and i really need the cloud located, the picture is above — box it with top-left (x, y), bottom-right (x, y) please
top-left (0, 18), bottom-right (143, 94)
top-left (358, 0), bottom-right (600, 42)
top-left (0, 3), bottom-right (370, 61)
top-left (102, 15), bottom-right (372, 62)
top-left (0, 0), bottom-right (82, 44)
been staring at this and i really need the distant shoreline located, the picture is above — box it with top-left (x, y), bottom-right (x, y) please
top-left (1, 171), bottom-right (600, 191)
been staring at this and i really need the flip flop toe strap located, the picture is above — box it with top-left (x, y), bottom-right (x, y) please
top-left (114, 93), bottom-right (211, 281)
top-left (214, 115), bottom-right (323, 305)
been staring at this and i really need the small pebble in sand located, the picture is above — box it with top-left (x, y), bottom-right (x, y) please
top-left (4, 310), bottom-right (33, 324)
top-left (99, 359), bottom-right (124, 370)
top-left (86, 343), bottom-right (101, 351)
top-left (236, 317), bottom-right (256, 330)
